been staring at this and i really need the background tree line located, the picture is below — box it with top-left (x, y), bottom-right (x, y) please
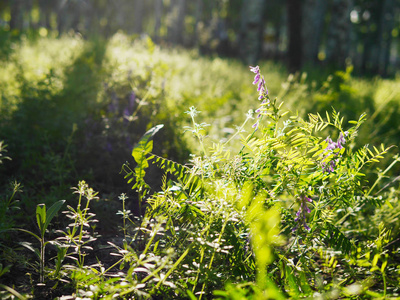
top-left (1, 0), bottom-right (400, 76)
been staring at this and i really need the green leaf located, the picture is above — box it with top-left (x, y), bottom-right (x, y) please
top-left (43, 200), bottom-right (65, 235)
top-left (298, 272), bottom-right (312, 294)
top-left (36, 204), bottom-right (46, 234)
top-left (132, 125), bottom-right (164, 163)
top-left (0, 264), bottom-right (11, 277)
top-left (323, 223), bottom-right (355, 255)
top-left (284, 263), bottom-right (301, 297)
top-left (15, 228), bottom-right (41, 242)
top-left (0, 284), bottom-right (28, 300)
top-left (19, 241), bottom-right (38, 255)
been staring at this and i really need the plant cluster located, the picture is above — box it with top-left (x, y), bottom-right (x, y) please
top-left (4, 66), bottom-right (399, 299)
top-left (0, 35), bottom-right (400, 299)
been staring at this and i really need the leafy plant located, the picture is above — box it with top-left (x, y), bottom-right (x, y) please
top-left (1, 35), bottom-right (400, 299)
top-left (122, 124), bottom-right (164, 215)
top-left (110, 64), bottom-right (399, 299)
top-left (57, 181), bottom-right (99, 270)
top-left (16, 199), bottom-right (65, 283)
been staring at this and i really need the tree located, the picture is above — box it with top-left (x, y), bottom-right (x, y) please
top-left (167, 0), bottom-right (187, 45)
top-left (325, 0), bottom-right (353, 69)
top-left (193, 0), bottom-right (203, 47)
top-left (38, 0), bottom-right (54, 29)
top-left (377, 0), bottom-right (396, 76)
top-left (134, 0), bottom-right (145, 34)
top-left (302, 0), bottom-right (328, 65)
top-left (154, 0), bottom-right (163, 42)
top-left (9, 0), bottom-right (23, 31)
top-left (239, 0), bottom-right (266, 65)
top-left (287, 0), bottom-right (303, 71)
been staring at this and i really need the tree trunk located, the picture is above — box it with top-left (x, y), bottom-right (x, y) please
top-left (325, 0), bottom-right (353, 69)
top-left (38, 0), bottom-right (52, 29)
top-left (378, 0), bottom-right (396, 76)
top-left (168, 0), bottom-right (186, 45)
top-left (114, 0), bottom-right (128, 33)
top-left (193, 0), bottom-right (203, 47)
top-left (367, 2), bottom-right (385, 74)
top-left (56, 0), bottom-right (69, 35)
top-left (175, 0), bottom-right (186, 45)
top-left (167, 0), bottom-right (177, 43)
top-left (134, 0), bottom-right (145, 34)
top-left (287, 0), bottom-right (303, 72)
top-left (154, 0), bottom-right (163, 42)
top-left (302, 0), bottom-right (327, 65)
top-left (9, 0), bottom-right (23, 31)
top-left (69, 0), bottom-right (81, 32)
top-left (239, 0), bottom-right (266, 65)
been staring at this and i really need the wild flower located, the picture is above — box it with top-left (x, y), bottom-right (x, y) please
top-left (118, 193), bottom-right (128, 201)
top-left (293, 195), bottom-right (313, 231)
top-left (321, 131), bottom-right (348, 173)
top-left (250, 65), bottom-right (268, 100)
top-left (249, 66), bottom-right (270, 130)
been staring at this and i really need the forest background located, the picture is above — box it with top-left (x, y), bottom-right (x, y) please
top-left (3, 0), bottom-right (400, 75)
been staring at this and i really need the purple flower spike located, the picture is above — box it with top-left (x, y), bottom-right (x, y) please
top-left (293, 195), bottom-right (313, 232)
top-left (253, 73), bottom-right (260, 85)
top-left (321, 132), bottom-right (348, 173)
top-left (250, 66), bottom-right (259, 73)
top-left (337, 132), bottom-right (347, 149)
top-left (252, 121), bottom-right (259, 130)
top-left (257, 78), bottom-right (264, 92)
top-left (250, 66), bottom-right (270, 125)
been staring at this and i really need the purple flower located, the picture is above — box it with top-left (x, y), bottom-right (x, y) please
top-left (249, 66), bottom-right (271, 129)
top-left (253, 73), bottom-right (261, 85)
top-left (321, 132), bottom-right (348, 173)
top-left (293, 195), bottom-right (313, 231)
top-left (336, 131), bottom-right (348, 149)
top-left (252, 120), bottom-right (259, 130)
top-left (250, 65), bottom-right (269, 101)
top-left (250, 66), bottom-right (259, 73)
top-left (257, 78), bottom-right (264, 92)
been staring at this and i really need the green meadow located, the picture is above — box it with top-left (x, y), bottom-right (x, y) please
top-left (1, 34), bottom-right (400, 299)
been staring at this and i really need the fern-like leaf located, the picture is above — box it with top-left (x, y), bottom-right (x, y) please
top-left (321, 223), bottom-right (355, 256)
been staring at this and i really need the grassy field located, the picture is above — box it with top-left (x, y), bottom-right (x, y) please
top-left (0, 33), bottom-right (400, 299)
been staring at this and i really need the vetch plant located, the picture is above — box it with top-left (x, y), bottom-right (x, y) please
top-left (293, 194), bottom-right (313, 231)
top-left (321, 131), bottom-right (348, 173)
top-left (3, 63), bottom-right (398, 299)
top-left (116, 65), bottom-right (398, 298)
